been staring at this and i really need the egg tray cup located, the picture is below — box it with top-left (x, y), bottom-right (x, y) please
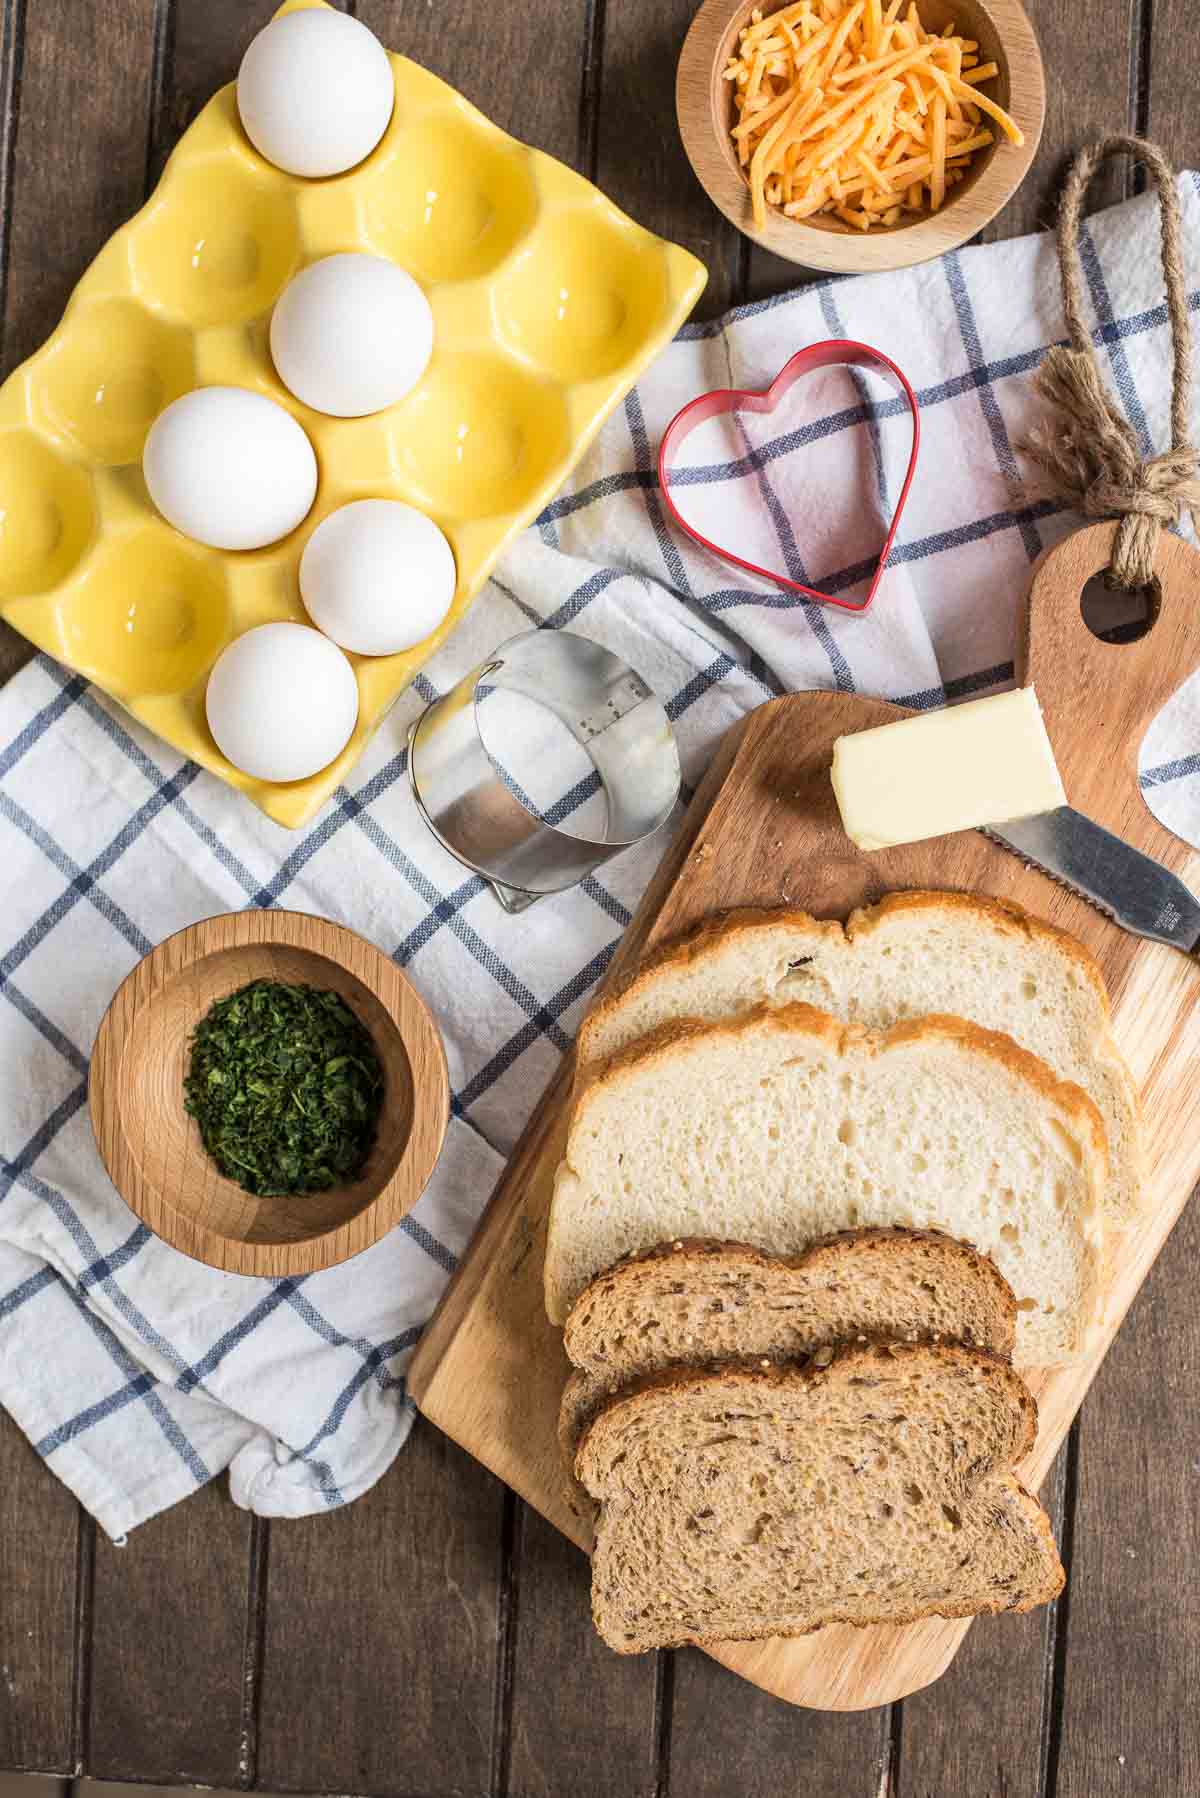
top-left (0, 0), bottom-right (706, 827)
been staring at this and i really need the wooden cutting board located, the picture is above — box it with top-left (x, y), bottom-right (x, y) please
top-left (407, 521), bottom-right (1200, 1709)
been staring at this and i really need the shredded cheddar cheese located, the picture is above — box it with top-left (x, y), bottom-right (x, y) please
top-left (723, 0), bottom-right (1023, 232)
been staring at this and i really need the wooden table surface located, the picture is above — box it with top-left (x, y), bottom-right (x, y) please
top-left (1, 3), bottom-right (1198, 1795)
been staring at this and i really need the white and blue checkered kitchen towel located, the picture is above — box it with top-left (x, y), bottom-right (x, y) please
top-left (5, 177), bottom-right (1200, 1540)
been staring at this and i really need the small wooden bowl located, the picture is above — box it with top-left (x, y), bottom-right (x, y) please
top-left (677, 0), bottom-right (1045, 272)
top-left (90, 911), bottom-right (449, 1277)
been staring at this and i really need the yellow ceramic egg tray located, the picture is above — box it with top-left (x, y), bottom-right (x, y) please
top-left (0, 0), bottom-right (706, 827)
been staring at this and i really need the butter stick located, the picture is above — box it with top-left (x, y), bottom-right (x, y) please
top-left (831, 687), bottom-right (1066, 853)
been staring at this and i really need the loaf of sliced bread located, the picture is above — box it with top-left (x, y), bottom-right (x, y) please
top-left (577, 891), bottom-right (1141, 1227)
top-left (578, 1345), bottom-right (1062, 1653)
top-left (560, 1229), bottom-right (1017, 1469)
top-left (546, 1003), bottom-right (1106, 1363)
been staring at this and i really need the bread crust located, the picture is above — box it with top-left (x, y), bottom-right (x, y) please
top-left (562, 1226), bottom-right (1019, 1363)
top-left (571, 999), bottom-right (1110, 1185)
top-left (576, 902), bottom-right (841, 1069)
top-left (849, 892), bottom-right (1142, 1196)
top-left (574, 890), bottom-right (1142, 1223)
top-left (848, 887), bottom-right (1110, 999)
top-left (578, 888), bottom-right (1115, 1067)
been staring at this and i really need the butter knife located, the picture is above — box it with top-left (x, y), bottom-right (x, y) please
top-left (987, 807), bottom-right (1200, 954)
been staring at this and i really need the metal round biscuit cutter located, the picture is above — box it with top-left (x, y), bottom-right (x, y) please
top-left (657, 339), bottom-right (921, 614)
top-left (407, 630), bottom-right (681, 912)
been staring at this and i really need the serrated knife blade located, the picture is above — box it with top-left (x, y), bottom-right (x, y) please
top-left (986, 807), bottom-right (1200, 954)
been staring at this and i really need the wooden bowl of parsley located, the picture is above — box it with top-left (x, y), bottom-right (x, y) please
top-left (89, 911), bottom-right (449, 1276)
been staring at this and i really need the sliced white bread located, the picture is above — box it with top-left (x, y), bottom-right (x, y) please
top-left (560, 1228), bottom-right (1017, 1470)
top-left (546, 1003), bottom-right (1106, 1363)
top-left (577, 891), bottom-right (1142, 1228)
top-left (579, 1345), bottom-right (1063, 1653)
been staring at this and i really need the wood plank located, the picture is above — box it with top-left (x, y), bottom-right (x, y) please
top-left (1038, 12), bottom-right (1200, 1783)
top-left (865, 16), bottom-right (1167, 1776)
top-left (257, 1417), bottom-right (505, 1798)
top-left (360, 9), bottom-right (642, 1793)
top-left (596, 0), bottom-right (741, 316)
top-left (0, 1410), bottom-right (80, 1773)
top-left (0, 631), bottom-right (29, 685)
top-left (980, 0), bottom-right (1137, 240)
top-left (0, 0), bottom-right (160, 686)
top-left (897, 1446), bottom-right (1069, 1795)
top-left (164, 0), bottom-right (282, 176)
top-left (1146, 0), bottom-right (1200, 168)
top-left (0, 0), bottom-right (171, 1779)
top-left (361, 0), bottom-right (588, 161)
top-left (88, 1483), bottom-right (254, 1786)
top-left (410, 520), bottom-right (1200, 1710)
top-left (506, 1505), bottom-right (660, 1798)
top-left (43, 10), bottom-right (265, 1786)
top-left (1, 0), bottom-right (156, 378)
top-left (669, 1649), bottom-right (890, 1798)
top-left (1053, 1189), bottom-right (1200, 1798)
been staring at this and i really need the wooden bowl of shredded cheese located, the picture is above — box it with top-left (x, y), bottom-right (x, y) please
top-left (677, 0), bottom-right (1044, 272)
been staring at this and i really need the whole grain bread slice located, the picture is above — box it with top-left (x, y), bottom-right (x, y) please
top-left (576, 891), bottom-right (1142, 1227)
top-left (560, 1228), bottom-right (1016, 1471)
top-left (547, 1001), bottom-right (1106, 1364)
top-left (578, 1344), bottom-right (1061, 1654)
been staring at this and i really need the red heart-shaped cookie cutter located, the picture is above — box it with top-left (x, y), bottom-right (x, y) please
top-left (657, 339), bottom-right (920, 614)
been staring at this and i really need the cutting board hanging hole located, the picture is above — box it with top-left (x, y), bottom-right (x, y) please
top-left (1079, 572), bottom-right (1160, 645)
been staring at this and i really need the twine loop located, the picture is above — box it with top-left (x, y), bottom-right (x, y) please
top-left (1024, 134), bottom-right (1200, 590)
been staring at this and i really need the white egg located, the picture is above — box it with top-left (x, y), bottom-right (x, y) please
top-left (206, 623), bottom-right (359, 783)
top-left (236, 10), bottom-right (394, 178)
top-left (144, 387), bottom-right (317, 551)
top-left (300, 500), bottom-right (456, 655)
top-left (270, 253), bottom-right (433, 418)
